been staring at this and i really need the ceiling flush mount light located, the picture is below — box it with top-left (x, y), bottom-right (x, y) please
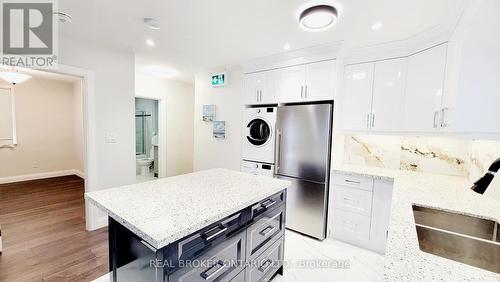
top-left (283, 43), bottom-right (291, 51)
top-left (0, 67), bottom-right (31, 85)
top-left (371, 21), bottom-right (382, 31)
top-left (143, 18), bottom-right (160, 30)
top-left (145, 39), bottom-right (155, 47)
top-left (299, 4), bottom-right (338, 32)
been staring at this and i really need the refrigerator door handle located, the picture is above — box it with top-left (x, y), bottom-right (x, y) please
top-left (275, 129), bottom-right (282, 174)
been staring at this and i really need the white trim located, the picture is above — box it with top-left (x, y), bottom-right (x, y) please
top-left (73, 169), bottom-right (85, 178)
top-left (0, 169), bottom-right (85, 184)
top-left (46, 64), bottom-right (98, 231)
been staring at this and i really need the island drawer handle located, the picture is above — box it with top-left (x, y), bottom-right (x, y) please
top-left (259, 225), bottom-right (276, 237)
top-left (345, 179), bottom-right (361, 185)
top-left (261, 199), bottom-right (276, 209)
top-left (200, 260), bottom-right (226, 280)
top-left (203, 226), bottom-right (228, 241)
top-left (258, 259), bottom-right (273, 273)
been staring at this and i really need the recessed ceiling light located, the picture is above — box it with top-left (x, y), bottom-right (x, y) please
top-left (283, 43), bottom-right (291, 51)
top-left (299, 4), bottom-right (338, 32)
top-left (143, 18), bottom-right (160, 30)
top-left (145, 39), bottom-right (155, 47)
top-left (141, 65), bottom-right (179, 79)
top-left (371, 21), bottom-right (382, 31)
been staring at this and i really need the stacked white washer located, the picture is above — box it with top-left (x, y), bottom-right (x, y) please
top-left (241, 107), bottom-right (276, 177)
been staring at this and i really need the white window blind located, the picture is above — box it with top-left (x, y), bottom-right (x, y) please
top-left (0, 86), bottom-right (16, 147)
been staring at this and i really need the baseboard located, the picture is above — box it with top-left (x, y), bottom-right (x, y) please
top-left (72, 169), bottom-right (85, 178)
top-left (0, 169), bottom-right (86, 184)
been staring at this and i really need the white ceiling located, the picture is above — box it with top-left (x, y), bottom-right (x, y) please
top-left (58, 0), bottom-right (466, 83)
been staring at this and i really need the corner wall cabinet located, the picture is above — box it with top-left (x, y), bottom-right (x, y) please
top-left (403, 43), bottom-right (448, 132)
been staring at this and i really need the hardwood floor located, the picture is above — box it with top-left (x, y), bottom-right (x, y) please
top-left (0, 176), bottom-right (108, 282)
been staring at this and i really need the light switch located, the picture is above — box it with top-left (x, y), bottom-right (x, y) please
top-left (105, 133), bottom-right (118, 143)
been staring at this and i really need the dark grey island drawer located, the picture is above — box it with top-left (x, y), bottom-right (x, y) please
top-left (169, 231), bottom-right (246, 282)
top-left (246, 238), bottom-right (284, 282)
top-left (246, 205), bottom-right (285, 261)
top-left (164, 210), bottom-right (248, 273)
top-left (249, 191), bottom-right (285, 221)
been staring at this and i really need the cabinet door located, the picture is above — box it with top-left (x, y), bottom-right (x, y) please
top-left (244, 72), bottom-right (262, 105)
top-left (304, 60), bottom-right (336, 101)
top-left (278, 65), bottom-right (306, 103)
top-left (371, 58), bottom-right (407, 131)
top-left (369, 179), bottom-right (393, 254)
top-left (404, 44), bottom-right (447, 132)
top-left (260, 70), bottom-right (279, 104)
top-left (341, 63), bottom-right (375, 131)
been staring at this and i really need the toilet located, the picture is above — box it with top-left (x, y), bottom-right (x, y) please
top-left (136, 157), bottom-right (154, 176)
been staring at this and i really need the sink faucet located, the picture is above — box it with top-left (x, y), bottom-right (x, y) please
top-left (471, 157), bottom-right (500, 194)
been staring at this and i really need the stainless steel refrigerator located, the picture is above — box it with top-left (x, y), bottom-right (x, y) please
top-left (275, 103), bottom-right (332, 240)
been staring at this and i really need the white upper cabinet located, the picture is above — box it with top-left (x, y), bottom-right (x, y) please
top-left (304, 60), bottom-right (337, 101)
top-left (244, 70), bottom-right (279, 105)
top-left (371, 58), bottom-right (407, 131)
top-left (278, 65), bottom-right (306, 103)
top-left (341, 63), bottom-right (375, 131)
top-left (278, 60), bottom-right (336, 103)
top-left (403, 44), bottom-right (447, 132)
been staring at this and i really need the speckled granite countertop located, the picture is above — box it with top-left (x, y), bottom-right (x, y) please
top-left (333, 165), bottom-right (500, 281)
top-left (85, 169), bottom-right (289, 249)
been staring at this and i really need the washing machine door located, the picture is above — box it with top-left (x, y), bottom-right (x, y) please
top-left (246, 118), bottom-right (271, 146)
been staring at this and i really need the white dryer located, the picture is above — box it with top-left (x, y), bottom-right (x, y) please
top-left (241, 160), bottom-right (274, 177)
top-left (242, 107), bottom-right (276, 164)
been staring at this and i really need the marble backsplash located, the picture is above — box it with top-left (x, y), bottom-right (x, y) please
top-left (338, 134), bottom-right (500, 202)
top-left (341, 135), bottom-right (500, 178)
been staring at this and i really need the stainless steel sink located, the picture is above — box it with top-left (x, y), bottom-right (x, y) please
top-left (412, 205), bottom-right (500, 274)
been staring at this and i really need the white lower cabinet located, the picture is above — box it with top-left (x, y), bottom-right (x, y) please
top-left (329, 172), bottom-right (394, 254)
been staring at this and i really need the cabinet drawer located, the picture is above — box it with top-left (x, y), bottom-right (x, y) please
top-left (246, 237), bottom-right (284, 282)
top-left (333, 174), bottom-right (374, 191)
top-left (332, 209), bottom-right (371, 242)
top-left (332, 185), bottom-right (373, 216)
top-left (169, 231), bottom-right (246, 282)
top-left (250, 191), bottom-right (285, 222)
top-left (165, 210), bottom-right (248, 272)
top-left (247, 205), bottom-right (285, 261)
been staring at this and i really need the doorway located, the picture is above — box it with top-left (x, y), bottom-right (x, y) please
top-left (135, 97), bottom-right (159, 182)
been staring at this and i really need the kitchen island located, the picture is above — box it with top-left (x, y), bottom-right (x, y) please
top-left (85, 169), bottom-right (290, 282)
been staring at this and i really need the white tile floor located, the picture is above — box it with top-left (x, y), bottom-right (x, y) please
top-left (274, 230), bottom-right (384, 282)
top-left (94, 230), bottom-right (384, 282)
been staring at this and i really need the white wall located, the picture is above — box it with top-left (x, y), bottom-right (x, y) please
top-left (59, 35), bottom-right (136, 229)
top-left (193, 67), bottom-right (244, 171)
top-left (0, 78), bottom-right (83, 180)
top-left (135, 72), bottom-right (194, 176)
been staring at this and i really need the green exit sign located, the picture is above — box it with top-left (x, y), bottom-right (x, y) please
top-left (211, 73), bottom-right (226, 87)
